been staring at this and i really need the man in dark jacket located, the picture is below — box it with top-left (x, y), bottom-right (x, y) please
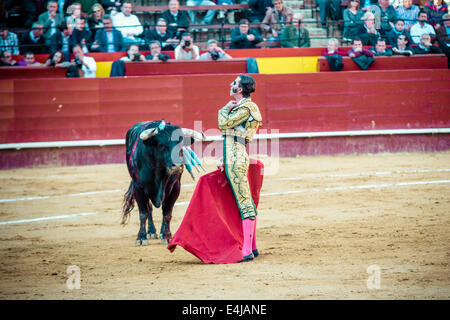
top-left (143, 18), bottom-right (179, 51)
top-left (49, 21), bottom-right (73, 60)
top-left (161, 0), bottom-right (190, 39)
top-left (20, 22), bottom-right (48, 54)
top-left (91, 15), bottom-right (125, 52)
top-left (230, 19), bottom-right (263, 49)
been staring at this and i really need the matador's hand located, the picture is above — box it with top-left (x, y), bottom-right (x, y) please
top-left (217, 158), bottom-right (224, 172)
top-left (226, 100), bottom-right (238, 111)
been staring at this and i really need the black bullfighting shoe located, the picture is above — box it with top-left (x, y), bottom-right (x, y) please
top-left (252, 249), bottom-right (259, 258)
top-left (240, 253), bottom-right (254, 262)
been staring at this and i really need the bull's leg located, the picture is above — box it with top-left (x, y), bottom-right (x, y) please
top-left (160, 177), bottom-right (181, 245)
top-left (134, 189), bottom-right (149, 246)
top-left (147, 204), bottom-right (158, 239)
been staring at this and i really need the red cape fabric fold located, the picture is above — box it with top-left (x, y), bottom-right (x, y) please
top-left (167, 160), bottom-right (264, 264)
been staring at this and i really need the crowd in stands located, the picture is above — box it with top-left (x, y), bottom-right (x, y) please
top-left (0, 0), bottom-right (448, 72)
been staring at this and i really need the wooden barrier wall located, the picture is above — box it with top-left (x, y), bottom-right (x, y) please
top-left (1, 69), bottom-right (449, 145)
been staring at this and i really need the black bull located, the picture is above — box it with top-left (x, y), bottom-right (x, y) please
top-left (121, 120), bottom-right (204, 245)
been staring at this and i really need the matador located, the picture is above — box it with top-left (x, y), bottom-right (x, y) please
top-left (218, 74), bottom-right (262, 262)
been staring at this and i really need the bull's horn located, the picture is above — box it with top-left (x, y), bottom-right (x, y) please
top-left (140, 127), bottom-right (158, 140)
top-left (182, 128), bottom-right (206, 141)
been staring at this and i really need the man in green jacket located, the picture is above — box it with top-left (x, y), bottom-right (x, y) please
top-left (281, 13), bottom-right (310, 48)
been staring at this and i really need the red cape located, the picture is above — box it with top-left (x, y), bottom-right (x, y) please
top-left (167, 160), bottom-right (264, 264)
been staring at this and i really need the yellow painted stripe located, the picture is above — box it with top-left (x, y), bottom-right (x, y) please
top-left (95, 61), bottom-right (113, 78)
top-left (256, 57), bottom-right (319, 74)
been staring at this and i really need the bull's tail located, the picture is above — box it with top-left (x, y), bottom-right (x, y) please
top-left (121, 182), bottom-right (135, 225)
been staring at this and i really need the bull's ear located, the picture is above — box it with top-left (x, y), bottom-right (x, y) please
top-left (181, 128), bottom-right (206, 142)
top-left (140, 127), bottom-right (158, 140)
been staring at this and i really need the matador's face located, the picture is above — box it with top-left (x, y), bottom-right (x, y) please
top-left (230, 76), bottom-right (242, 98)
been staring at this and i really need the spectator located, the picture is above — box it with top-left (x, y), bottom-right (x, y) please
top-left (348, 37), bottom-right (375, 57)
top-left (87, 3), bottom-right (105, 41)
top-left (347, 37), bottom-right (375, 69)
top-left (70, 18), bottom-right (92, 52)
top-left (71, 44), bottom-right (97, 77)
top-left (410, 10), bottom-right (436, 44)
top-left (230, 19), bottom-right (263, 49)
top-left (162, 0), bottom-right (190, 39)
top-left (66, 3), bottom-right (85, 29)
top-left (17, 52), bottom-right (42, 66)
top-left (0, 50), bottom-right (17, 66)
top-left (64, 0), bottom-right (98, 16)
top-left (321, 38), bottom-right (347, 56)
top-left (248, 0), bottom-right (273, 23)
top-left (385, 18), bottom-right (410, 45)
top-left (38, 1), bottom-right (64, 41)
top-left (357, 11), bottom-right (381, 46)
top-left (281, 12), bottom-right (310, 48)
top-left (112, 1), bottom-right (144, 45)
top-left (143, 18), bottom-right (179, 51)
top-left (20, 23), bottom-right (48, 54)
top-left (43, 50), bottom-right (72, 67)
top-left (50, 21), bottom-right (74, 61)
top-left (392, 33), bottom-right (414, 55)
top-left (200, 39), bottom-right (232, 60)
top-left (120, 44), bottom-right (146, 62)
top-left (262, 0), bottom-right (293, 43)
top-left (175, 33), bottom-right (200, 60)
top-left (343, 0), bottom-right (364, 41)
top-left (435, 13), bottom-right (449, 67)
top-left (396, 0), bottom-right (420, 31)
top-left (0, 23), bottom-right (20, 55)
top-left (414, 33), bottom-right (443, 53)
top-left (98, 1), bottom-right (122, 16)
top-left (145, 40), bottom-right (171, 62)
top-left (435, 12), bottom-right (450, 43)
top-left (424, 0), bottom-right (448, 27)
top-left (370, 37), bottom-right (393, 55)
top-left (376, 0), bottom-right (396, 36)
top-left (186, 0), bottom-right (217, 31)
top-left (91, 15), bottom-right (125, 52)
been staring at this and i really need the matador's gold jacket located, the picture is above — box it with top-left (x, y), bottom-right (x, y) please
top-left (218, 97), bottom-right (262, 220)
top-left (218, 97), bottom-right (262, 142)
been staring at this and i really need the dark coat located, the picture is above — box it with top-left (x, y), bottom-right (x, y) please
top-left (230, 27), bottom-right (263, 49)
top-left (143, 29), bottom-right (176, 51)
top-left (161, 10), bottom-right (190, 38)
top-left (92, 28), bottom-right (125, 52)
top-left (20, 31), bottom-right (48, 54)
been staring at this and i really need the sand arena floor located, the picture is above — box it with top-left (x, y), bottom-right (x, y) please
top-left (0, 152), bottom-right (449, 300)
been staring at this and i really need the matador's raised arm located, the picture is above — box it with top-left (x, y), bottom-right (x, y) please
top-left (218, 105), bottom-right (250, 130)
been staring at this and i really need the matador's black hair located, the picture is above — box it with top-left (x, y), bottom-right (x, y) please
top-left (238, 74), bottom-right (256, 98)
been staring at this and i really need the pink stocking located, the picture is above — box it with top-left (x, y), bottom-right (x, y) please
top-left (252, 217), bottom-right (257, 251)
top-left (242, 218), bottom-right (255, 257)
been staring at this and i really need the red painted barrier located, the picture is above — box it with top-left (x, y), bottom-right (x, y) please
top-left (11, 46), bottom-right (350, 64)
top-left (125, 58), bottom-right (248, 76)
top-left (1, 70), bottom-right (449, 145)
top-left (0, 66), bottom-right (69, 79)
top-left (318, 54), bottom-right (448, 71)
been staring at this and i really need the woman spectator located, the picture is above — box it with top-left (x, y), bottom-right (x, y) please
top-left (87, 3), bottom-right (105, 41)
top-left (43, 50), bottom-right (72, 67)
top-left (424, 0), bottom-right (448, 27)
top-left (343, 0), bottom-right (364, 41)
top-left (120, 44), bottom-right (146, 62)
